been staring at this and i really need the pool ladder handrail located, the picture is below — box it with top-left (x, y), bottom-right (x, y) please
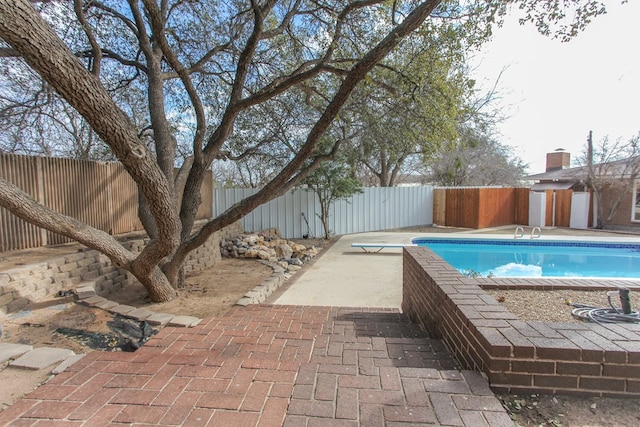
top-left (530, 226), bottom-right (542, 239)
top-left (514, 226), bottom-right (524, 239)
top-left (514, 226), bottom-right (542, 239)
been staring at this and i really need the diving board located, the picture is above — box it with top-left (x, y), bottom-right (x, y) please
top-left (351, 243), bottom-right (417, 253)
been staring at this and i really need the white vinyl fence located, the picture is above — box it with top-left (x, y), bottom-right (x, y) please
top-left (214, 186), bottom-right (434, 238)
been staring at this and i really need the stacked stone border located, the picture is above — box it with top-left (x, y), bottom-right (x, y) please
top-left (402, 245), bottom-right (640, 397)
top-left (73, 283), bottom-right (202, 328)
top-left (1, 222), bottom-right (242, 315)
top-left (236, 259), bottom-right (287, 306)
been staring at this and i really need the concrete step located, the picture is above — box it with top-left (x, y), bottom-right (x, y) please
top-left (1, 344), bottom-right (86, 374)
top-left (10, 347), bottom-right (75, 370)
top-left (0, 343), bottom-right (33, 363)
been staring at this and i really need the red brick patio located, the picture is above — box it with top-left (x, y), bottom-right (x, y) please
top-left (0, 304), bottom-right (513, 426)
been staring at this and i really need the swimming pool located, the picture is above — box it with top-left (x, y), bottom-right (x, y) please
top-left (412, 237), bottom-right (640, 279)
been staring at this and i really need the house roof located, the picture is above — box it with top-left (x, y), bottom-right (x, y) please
top-left (524, 166), bottom-right (588, 182)
top-left (524, 155), bottom-right (640, 182)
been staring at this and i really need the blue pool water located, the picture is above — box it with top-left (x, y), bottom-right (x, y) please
top-left (412, 238), bottom-right (640, 279)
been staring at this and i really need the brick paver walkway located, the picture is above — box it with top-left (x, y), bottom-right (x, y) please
top-left (0, 305), bottom-right (514, 426)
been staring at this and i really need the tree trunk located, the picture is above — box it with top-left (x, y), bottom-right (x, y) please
top-left (133, 266), bottom-right (178, 302)
top-left (138, 191), bottom-right (159, 239)
top-left (319, 198), bottom-right (331, 240)
top-left (179, 162), bottom-right (206, 241)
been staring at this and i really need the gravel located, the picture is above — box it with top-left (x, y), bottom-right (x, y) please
top-left (484, 289), bottom-right (640, 323)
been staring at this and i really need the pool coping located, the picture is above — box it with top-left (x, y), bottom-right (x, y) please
top-left (411, 232), bottom-right (640, 244)
top-left (402, 245), bottom-right (640, 397)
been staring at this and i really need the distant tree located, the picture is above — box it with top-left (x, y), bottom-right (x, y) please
top-left (341, 22), bottom-right (475, 187)
top-left (0, 73), bottom-right (113, 159)
top-left (578, 133), bottom-right (640, 228)
top-left (429, 128), bottom-right (528, 186)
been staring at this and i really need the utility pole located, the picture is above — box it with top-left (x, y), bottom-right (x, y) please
top-left (586, 130), bottom-right (599, 228)
top-left (587, 130), bottom-right (593, 170)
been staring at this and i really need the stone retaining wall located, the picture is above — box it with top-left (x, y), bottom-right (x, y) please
top-left (402, 245), bottom-right (640, 397)
top-left (0, 222), bottom-right (242, 314)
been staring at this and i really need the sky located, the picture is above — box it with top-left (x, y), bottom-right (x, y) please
top-left (470, 1), bottom-right (640, 174)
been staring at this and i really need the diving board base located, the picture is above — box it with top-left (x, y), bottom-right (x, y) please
top-left (350, 243), bottom-right (417, 253)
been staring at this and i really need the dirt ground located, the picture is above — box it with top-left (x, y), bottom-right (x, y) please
top-left (499, 393), bottom-right (640, 426)
top-left (2, 228), bottom-right (640, 425)
top-left (0, 258), bottom-right (274, 352)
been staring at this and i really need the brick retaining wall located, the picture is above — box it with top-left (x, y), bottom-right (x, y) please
top-left (402, 245), bottom-right (640, 397)
top-left (0, 222), bottom-right (242, 314)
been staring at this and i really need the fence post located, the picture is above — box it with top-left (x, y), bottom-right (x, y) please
top-left (35, 156), bottom-right (47, 246)
top-left (106, 163), bottom-right (115, 234)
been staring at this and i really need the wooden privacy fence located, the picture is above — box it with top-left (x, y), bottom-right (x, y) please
top-left (433, 187), bottom-right (530, 229)
top-left (545, 189), bottom-right (572, 227)
top-left (433, 187), bottom-right (578, 228)
top-left (0, 153), bottom-right (212, 252)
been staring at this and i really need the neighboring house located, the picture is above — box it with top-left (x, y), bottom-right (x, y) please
top-left (525, 149), bottom-right (640, 229)
top-left (525, 149), bottom-right (586, 190)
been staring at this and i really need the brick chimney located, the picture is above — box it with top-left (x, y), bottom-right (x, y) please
top-left (546, 149), bottom-right (570, 172)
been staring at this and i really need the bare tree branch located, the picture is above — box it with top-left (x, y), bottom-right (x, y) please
top-left (73, 0), bottom-right (102, 75)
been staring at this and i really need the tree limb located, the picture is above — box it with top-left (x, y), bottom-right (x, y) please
top-left (0, 177), bottom-right (135, 267)
top-left (73, 0), bottom-right (102, 76)
top-left (0, 47), bottom-right (18, 56)
top-left (142, 0), bottom-right (206, 160)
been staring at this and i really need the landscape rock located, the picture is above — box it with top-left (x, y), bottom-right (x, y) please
top-left (244, 235), bottom-right (259, 246)
top-left (275, 244), bottom-right (293, 260)
top-left (220, 231), bottom-right (321, 274)
top-left (292, 243), bottom-right (307, 253)
top-left (244, 249), bottom-right (258, 259)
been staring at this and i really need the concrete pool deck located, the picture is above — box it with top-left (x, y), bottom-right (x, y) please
top-left (271, 226), bottom-right (640, 308)
top-left (272, 231), bottom-right (419, 308)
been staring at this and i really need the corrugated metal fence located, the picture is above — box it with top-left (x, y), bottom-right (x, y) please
top-left (0, 153), bottom-right (212, 252)
top-left (214, 186), bottom-right (434, 238)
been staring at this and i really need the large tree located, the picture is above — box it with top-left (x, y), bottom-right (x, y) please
top-left (429, 127), bottom-right (528, 186)
top-left (342, 18), bottom-right (475, 187)
top-left (0, 0), bottom-right (606, 301)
